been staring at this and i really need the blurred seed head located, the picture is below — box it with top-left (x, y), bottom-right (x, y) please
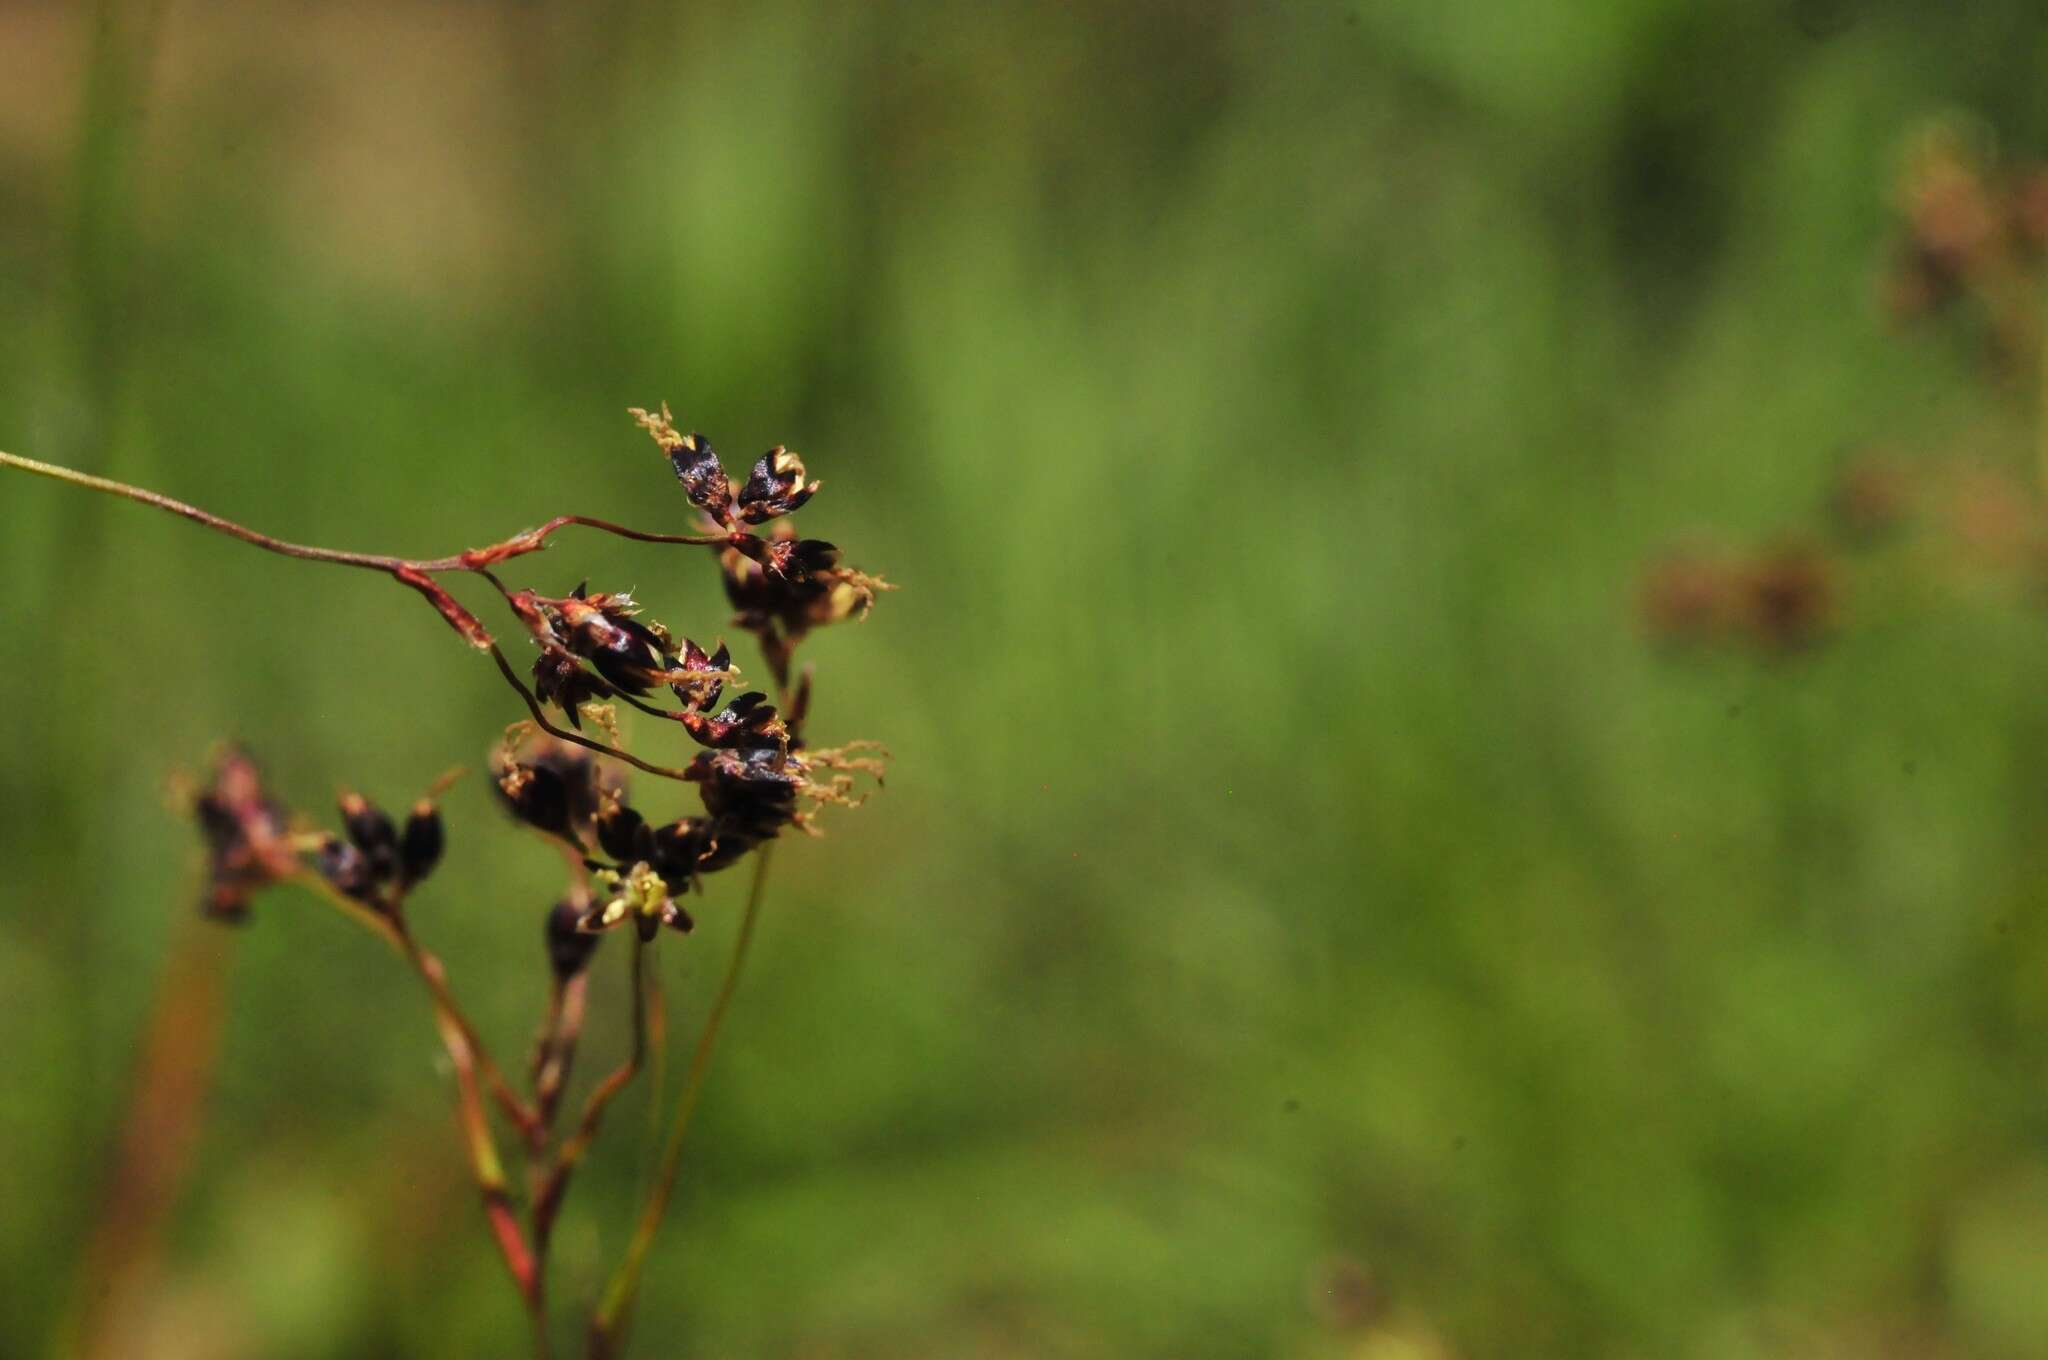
top-left (339, 790), bottom-right (399, 882)
top-left (1638, 548), bottom-right (1736, 650)
top-left (398, 799), bottom-right (444, 888)
top-left (1948, 465), bottom-right (2042, 569)
top-left (492, 730), bottom-right (621, 845)
top-left (545, 895), bottom-right (602, 980)
top-left (315, 834), bottom-right (380, 903)
top-left (1309, 1256), bottom-right (1386, 1335)
top-left (1737, 543), bottom-right (1837, 653)
top-left (1828, 451), bottom-right (1914, 546)
top-left (191, 746), bottom-right (298, 923)
top-left (1640, 542), bottom-right (1839, 656)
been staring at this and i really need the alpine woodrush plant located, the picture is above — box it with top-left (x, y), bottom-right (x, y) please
top-left (0, 408), bottom-right (889, 1357)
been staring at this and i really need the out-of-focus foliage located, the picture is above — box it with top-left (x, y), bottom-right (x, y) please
top-left (7, 2), bottom-right (2048, 1356)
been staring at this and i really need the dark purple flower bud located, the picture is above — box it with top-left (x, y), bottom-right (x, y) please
top-left (680, 691), bottom-right (788, 750)
top-left (491, 735), bottom-right (619, 846)
top-left (339, 791), bottom-right (399, 883)
top-left (667, 432), bottom-right (732, 518)
top-left (728, 531), bottom-right (839, 580)
top-left (596, 800), bottom-right (650, 862)
top-left (316, 836), bottom-right (379, 903)
top-left (546, 898), bottom-right (602, 979)
top-left (556, 594), bottom-right (675, 696)
top-left (647, 816), bottom-right (712, 881)
top-left (496, 760), bottom-right (572, 838)
top-left (684, 747), bottom-right (807, 863)
top-left (658, 899), bottom-right (696, 933)
top-left (399, 800), bottom-right (444, 888)
top-left (533, 645), bottom-right (613, 726)
top-left (735, 446), bottom-right (820, 524)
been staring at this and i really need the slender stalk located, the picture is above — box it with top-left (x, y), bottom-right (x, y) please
top-left (0, 448), bottom-right (451, 571)
top-left (533, 972), bottom-right (591, 1135)
top-left (588, 846), bottom-right (774, 1357)
top-left (396, 926), bottom-right (542, 1138)
top-left (487, 644), bottom-right (699, 782)
top-left (294, 879), bottom-right (544, 1344)
top-left (0, 447), bottom-right (734, 787)
top-left (534, 935), bottom-right (651, 1253)
top-left (0, 450), bottom-right (722, 570)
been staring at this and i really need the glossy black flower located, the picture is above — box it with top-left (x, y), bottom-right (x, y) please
top-left (735, 447), bottom-right (819, 524)
top-left (680, 691), bottom-right (788, 750)
top-left (554, 587), bottom-right (675, 696)
top-left (667, 432), bottom-right (732, 519)
top-left (722, 528), bottom-right (882, 640)
top-left (339, 791), bottom-right (399, 882)
top-left (631, 404), bottom-right (739, 523)
top-left (533, 644), bottom-right (615, 727)
top-left (315, 834), bottom-right (379, 903)
top-left (590, 800), bottom-right (642, 864)
top-left (493, 734), bottom-right (618, 845)
top-left (689, 747), bottom-right (806, 849)
top-left (398, 799), bottom-right (445, 888)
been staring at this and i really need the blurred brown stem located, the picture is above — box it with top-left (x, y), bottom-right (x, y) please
top-left (62, 911), bottom-right (233, 1360)
top-left (532, 972), bottom-right (591, 1136)
top-left (2036, 272), bottom-right (2048, 494)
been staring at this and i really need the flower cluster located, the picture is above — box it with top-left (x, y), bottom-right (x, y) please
top-left (631, 405), bottom-right (889, 679)
top-left (493, 691), bottom-right (861, 947)
top-left (316, 790), bottom-right (446, 908)
top-left (507, 583), bottom-right (732, 731)
top-left (191, 750), bottom-right (448, 919)
top-left (1883, 123), bottom-right (2048, 366)
top-left (635, 408), bottom-right (820, 529)
top-left (135, 402), bottom-right (890, 1347)
top-left (722, 522), bottom-right (884, 649)
top-left (1638, 542), bottom-right (1837, 655)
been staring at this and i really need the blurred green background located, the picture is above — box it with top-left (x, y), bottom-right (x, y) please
top-left (9, 1), bottom-right (2048, 1356)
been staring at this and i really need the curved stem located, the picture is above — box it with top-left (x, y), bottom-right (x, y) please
top-left (533, 972), bottom-right (591, 1137)
top-left (395, 924), bottom-right (541, 1138)
top-left (488, 644), bottom-right (698, 782)
top-left (0, 448), bottom-right (438, 570)
top-left (589, 846), bottom-right (774, 1357)
top-left (0, 449), bottom-right (723, 567)
top-left (291, 876), bottom-right (543, 1338)
top-left (2, 448), bottom-right (730, 787)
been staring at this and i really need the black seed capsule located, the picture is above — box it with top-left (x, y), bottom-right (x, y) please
top-left (500, 763), bottom-right (572, 838)
top-left (340, 792), bottom-right (399, 882)
top-left (596, 802), bottom-right (648, 862)
top-left (316, 836), bottom-right (378, 903)
top-left (399, 800), bottom-right (444, 887)
top-left (546, 899), bottom-right (601, 979)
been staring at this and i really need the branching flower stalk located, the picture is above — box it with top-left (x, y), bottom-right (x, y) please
top-left (1, 410), bottom-right (888, 1357)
